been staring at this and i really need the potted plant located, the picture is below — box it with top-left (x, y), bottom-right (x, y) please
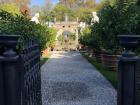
top-left (100, 0), bottom-right (140, 70)
top-left (117, 1), bottom-right (140, 51)
top-left (90, 21), bottom-right (103, 63)
top-left (115, 0), bottom-right (140, 84)
top-left (96, 2), bottom-right (122, 70)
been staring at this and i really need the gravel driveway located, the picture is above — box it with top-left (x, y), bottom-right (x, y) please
top-left (41, 51), bottom-right (117, 105)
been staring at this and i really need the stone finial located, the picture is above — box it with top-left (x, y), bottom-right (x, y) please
top-left (31, 13), bottom-right (40, 24)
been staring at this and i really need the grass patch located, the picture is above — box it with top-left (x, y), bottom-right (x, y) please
top-left (82, 53), bottom-right (117, 88)
top-left (41, 52), bottom-right (51, 65)
top-left (82, 52), bottom-right (140, 105)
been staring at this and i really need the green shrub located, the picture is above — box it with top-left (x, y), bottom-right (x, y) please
top-left (115, 0), bottom-right (140, 35)
top-left (0, 3), bottom-right (21, 16)
top-left (98, 2), bottom-right (121, 54)
top-left (46, 27), bottom-right (57, 48)
top-left (79, 27), bottom-right (93, 47)
top-left (91, 0), bottom-right (140, 54)
top-left (90, 23), bottom-right (102, 52)
top-left (0, 10), bottom-right (56, 51)
top-left (57, 35), bottom-right (64, 44)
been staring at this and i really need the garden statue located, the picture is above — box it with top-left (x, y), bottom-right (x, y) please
top-left (91, 12), bottom-right (99, 25)
top-left (31, 13), bottom-right (40, 24)
top-left (79, 22), bottom-right (86, 33)
top-left (65, 15), bottom-right (68, 22)
top-left (54, 17), bottom-right (56, 23)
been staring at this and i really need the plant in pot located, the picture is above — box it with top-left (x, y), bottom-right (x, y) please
top-left (79, 27), bottom-right (92, 52)
top-left (91, 23), bottom-right (103, 63)
top-left (117, 0), bottom-right (140, 54)
top-left (97, 2), bottom-right (122, 71)
top-left (116, 0), bottom-right (140, 84)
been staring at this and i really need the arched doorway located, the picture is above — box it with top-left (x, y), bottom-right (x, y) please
top-left (56, 30), bottom-right (76, 51)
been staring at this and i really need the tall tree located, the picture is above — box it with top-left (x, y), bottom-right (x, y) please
top-left (51, 4), bottom-right (72, 21)
top-left (0, 2), bottom-right (22, 16)
top-left (59, 0), bottom-right (96, 9)
top-left (31, 5), bottom-right (41, 15)
top-left (40, 0), bottom-right (53, 23)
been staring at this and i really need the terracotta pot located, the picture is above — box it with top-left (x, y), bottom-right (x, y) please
top-left (42, 48), bottom-right (48, 56)
top-left (94, 51), bottom-right (102, 63)
top-left (102, 53), bottom-right (120, 71)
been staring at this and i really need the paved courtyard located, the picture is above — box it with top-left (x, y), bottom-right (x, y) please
top-left (41, 51), bottom-right (117, 105)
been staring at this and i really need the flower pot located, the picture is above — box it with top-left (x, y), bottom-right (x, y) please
top-left (118, 35), bottom-right (140, 57)
top-left (42, 48), bottom-right (49, 56)
top-left (94, 51), bottom-right (102, 63)
top-left (118, 35), bottom-right (140, 86)
top-left (0, 35), bottom-right (20, 49)
top-left (102, 53), bottom-right (120, 71)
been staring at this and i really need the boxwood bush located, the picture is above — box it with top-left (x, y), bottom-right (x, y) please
top-left (80, 0), bottom-right (140, 54)
top-left (0, 10), bottom-right (56, 51)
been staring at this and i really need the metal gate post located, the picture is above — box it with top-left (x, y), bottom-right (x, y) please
top-left (3, 50), bottom-right (21, 105)
top-left (0, 35), bottom-right (21, 105)
top-left (0, 59), bottom-right (5, 105)
top-left (118, 35), bottom-right (140, 105)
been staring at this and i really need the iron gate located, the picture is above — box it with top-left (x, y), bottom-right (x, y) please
top-left (0, 35), bottom-right (42, 105)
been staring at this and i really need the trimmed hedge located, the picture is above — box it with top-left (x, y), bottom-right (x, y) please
top-left (0, 10), bottom-right (56, 51)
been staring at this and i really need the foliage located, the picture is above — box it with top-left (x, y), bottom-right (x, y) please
top-left (59, 0), bottom-right (96, 9)
top-left (39, 0), bottom-right (101, 22)
top-left (69, 33), bottom-right (76, 41)
top-left (40, 0), bottom-right (54, 23)
top-left (0, 10), bottom-right (56, 51)
top-left (46, 27), bottom-right (57, 48)
top-left (88, 0), bottom-right (140, 54)
top-left (0, 3), bottom-right (21, 16)
top-left (74, 7), bottom-right (94, 24)
top-left (79, 27), bottom-right (94, 48)
top-left (115, 0), bottom-right (140, 34)
top-left (57, 35), bottom-right (64, 42)
top-left (57, 32), bottom-right (76, 44)
top-left (51, 4), bottom-right (72, 21)
top-left (97, 2), bottom-right (121, 53)
top-left (90, 23), bottom-right (102, 52)
top-left (79, 25), bottom-right (102, 52)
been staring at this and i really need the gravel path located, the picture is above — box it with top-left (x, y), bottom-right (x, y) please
top-left (41, 51), bottom-right (117, 105)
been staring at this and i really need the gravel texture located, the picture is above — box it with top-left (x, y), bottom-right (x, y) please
top-left (41, 51), bottom-right (117, 105)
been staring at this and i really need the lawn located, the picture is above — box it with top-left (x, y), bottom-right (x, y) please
top-left (82, 52), bottom-right (140, 105)
top-left (41, 52), bottom-right (52, 65)
top-left (82, 53), bottom-right (117, 88)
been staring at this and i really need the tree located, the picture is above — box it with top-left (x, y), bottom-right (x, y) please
top-left (55, 0), bottom-right (98, 22)
top-left (16, 0), bottom-right (30, 6)
top-left (59, 0), bottom-right (77, 8)
top-left (31, 5), bottom-right (41, 15)
top-left (51, 4), bottom-right (72, 21)
top-left (40, 0), bottom-right (53, 23)
top-left (0, 3), bottom-right (21, 15)
top-left (59, 0), bottom-right (96, 9)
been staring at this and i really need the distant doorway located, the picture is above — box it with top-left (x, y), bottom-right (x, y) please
top-left (56, 31), bottom-right (76, 51)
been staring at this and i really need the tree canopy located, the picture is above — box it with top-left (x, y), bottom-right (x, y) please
top-left (34, 0), bottom-right (101, 23)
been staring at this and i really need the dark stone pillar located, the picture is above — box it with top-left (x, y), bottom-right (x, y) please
top-left (0, 35), bottom-right (21, 105)
top-left (0, 58), bottom-right (5, 105)
top-left (118, 35), bottom-right (140, 105)
top-left (118, 57), bottom-right (139, 105)
top-left (3, 48), bottom-right (21, 105)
